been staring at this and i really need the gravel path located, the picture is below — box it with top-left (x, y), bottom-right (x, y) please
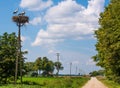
top-left (82, 77), bottom-right (108, 88)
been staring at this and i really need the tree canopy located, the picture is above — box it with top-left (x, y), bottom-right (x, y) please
top-left (25, 57), bottom-right (64, 77)
top-left (93, 0), bottom-right (120, 83)
top-left (0, 32), bottom-right (17, 83)
top-left (54, 61), bottom-right (64, 75)
top-left (0, 32), bottom-right (28, 84)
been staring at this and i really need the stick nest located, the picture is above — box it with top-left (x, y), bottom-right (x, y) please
top-left (12, 16), bottom-right (29, 24)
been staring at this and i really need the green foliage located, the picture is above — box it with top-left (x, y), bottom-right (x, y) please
top-left (0, 32), bottom-right (17, 84)
top-left (34, 57), bottom-right (42, 73)
top-left (0, 77), bottom-right (89, 88)
top-left (24, 62), bottom-right (35, 73)
top-left (24, 56), bottom-right (64, 77)
top-left (0, 32), bottom-right (28, 84)
top-left (25, 57), bottom-right (55, 77)
top-left (42, 57), bottom-right (54, 76)
top-left (90, 70), bottom-right (104, 77)
top-left (114, 76), bottom-right (120, 84)
top-left (100, 78), bottom-right (120, 88)
top-left (54, 61), bottom-right (64, 75)
top-left (93, 0), bottom-right (120, 83)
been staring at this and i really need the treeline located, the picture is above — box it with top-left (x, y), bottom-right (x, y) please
top-left (24, 57), bottom-right (64, 77)
top-left (93, 0), bottom-right (120, 83)
top-left (89, 70), bottom-right (104, 77)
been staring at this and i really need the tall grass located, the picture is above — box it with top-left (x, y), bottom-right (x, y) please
top-left (99, 78), bottom-right (120, 88)
top-left (0, 77), bottom-right (89, 88)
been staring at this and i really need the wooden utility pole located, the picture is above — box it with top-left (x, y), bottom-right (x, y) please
top-left (12, 9), bottom-right (29, 84)
top-left (70, 62), bottom-right (72, 76)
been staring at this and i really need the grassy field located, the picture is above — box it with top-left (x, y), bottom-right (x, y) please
top-left (99, 78), bottom-right (120, 88)
top-left (0, 76), bottom-right (89, 88)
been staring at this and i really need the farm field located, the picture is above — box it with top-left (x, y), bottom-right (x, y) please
top-left (0, 77), bottom-right (89, 88)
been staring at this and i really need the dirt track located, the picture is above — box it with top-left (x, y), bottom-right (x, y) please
top-left (82, 77), bottom-right (108, 88)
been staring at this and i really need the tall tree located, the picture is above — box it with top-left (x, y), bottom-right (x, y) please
top-left (24, 62), bottom-right (35, 74)
top-left (42, 57), bottom-right (54, 76)
top-left (0, 32), bottom-right (17, 83)
top-left (34, 57), bottom-right (42, 75)
top-left (93, 0), bottom-right (120, 83)
top-left (54, 61), bottom-right (63, 75)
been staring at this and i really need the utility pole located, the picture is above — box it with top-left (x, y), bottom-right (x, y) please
top-left (12, 9), bottom-right (29, 84)
top-left (70, 62), bottom-right (72, 76)
top-left (56, 53), bottom-right (59, 62)
top-left (75, 66), bottom-right (77, 75)
top-left (79, 68), bottom-right (80, 76)
top-left (56, 53), bottom-right (60, 76)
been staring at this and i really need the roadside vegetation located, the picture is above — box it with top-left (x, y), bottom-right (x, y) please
top-left (0, 77), bottom-right (89, 88)
top-left (99, 78), bottom-right (120, 88)
top-left (93, 0), bottom-right (120, 84)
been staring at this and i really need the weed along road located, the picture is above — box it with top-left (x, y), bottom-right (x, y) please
top-left (82, 77), bottom-right (108, 88)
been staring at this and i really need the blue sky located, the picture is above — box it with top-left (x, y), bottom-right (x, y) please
top-left (0, 0), bottom-right (110, 74)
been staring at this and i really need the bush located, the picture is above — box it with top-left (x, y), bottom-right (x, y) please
top-left (114, 76), bottom-right (120, 84)
top-left (31, 72), bottom-right (38, 77)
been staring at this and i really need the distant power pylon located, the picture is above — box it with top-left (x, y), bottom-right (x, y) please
top-left (56, 53), bottom-right (60, 62)
top-left (75, 66), bottom-right (77, 75)
top-left (70, 62), bottom-right (72, 76)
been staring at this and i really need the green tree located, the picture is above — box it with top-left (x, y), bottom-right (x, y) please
top-left (0, 32), bottom-right (17, 83)
top-left (93, 0), bottom-right (120, 83)
top-left (0, 32), bottom-right (27, 83)
top-left (89, 70), bottom-right (104, 77)
top-left (34, 57), bottom-right (42, 75)
top-left (42, 57), bottom-right (54, 76)
top-left (54, 61), bottom-right (64, 75)
top-left (24, 62), bottom-right (35, 74)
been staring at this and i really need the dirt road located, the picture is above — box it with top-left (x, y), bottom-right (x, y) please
top-left (82, 77), bottom-right (108, 88)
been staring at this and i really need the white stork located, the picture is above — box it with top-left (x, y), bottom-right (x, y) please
top-left (13, 8), bottom-right (19, 14)
top-left (18, 11), bottom-right (25, 16)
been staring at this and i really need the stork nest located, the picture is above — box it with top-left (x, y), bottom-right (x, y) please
top-left (12, 16), bottom-right (29, 24)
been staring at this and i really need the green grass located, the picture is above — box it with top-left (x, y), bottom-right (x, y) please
top-left (0, 77), bottom-right (89, 88)
top-left (99, 78), bottom-right (120, 88)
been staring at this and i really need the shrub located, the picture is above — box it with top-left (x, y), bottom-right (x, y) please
top-left (114, 76), bottom-right (120, 84)
top-left (31, 72), bottom-right (38, 77)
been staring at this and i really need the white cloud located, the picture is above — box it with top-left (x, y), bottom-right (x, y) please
top-left (20, 0), bottom-right (53, 11)
top-left (31, 0), bottom-right (105, 46)
top-left (30, 17), bottom-right (42, 25)
top-left (31, 29), bottom-right (64, 46)
top-left (84, 0), bottom-right (105, 15)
